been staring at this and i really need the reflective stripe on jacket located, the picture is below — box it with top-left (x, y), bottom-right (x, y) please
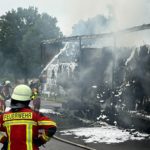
top-left (0, 108), bottom-right (56, 150)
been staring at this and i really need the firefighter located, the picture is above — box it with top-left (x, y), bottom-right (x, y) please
top-left (1, 80), bottom-right (12, 100)
top-left (0, 80), bottom-right (12, 113)
top-left (0, 82), bottom-right (7, 113)
top-left (0, 94), bottom-right (5, 113)
top-left (29, 80), bottom-right (41, 112)
top-left (0, 84), bottom-right (57, 150)
top-left (31, 87), bottom-right (41, 112)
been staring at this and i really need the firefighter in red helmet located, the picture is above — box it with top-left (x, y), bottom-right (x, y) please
top-left (0, 84), bottom-right (57, 150)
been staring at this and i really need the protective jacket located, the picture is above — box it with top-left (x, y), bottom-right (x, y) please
top-left (0, 107), bottom-right (56, 150)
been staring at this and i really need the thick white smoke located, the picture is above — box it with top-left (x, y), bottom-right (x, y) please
top-left (69, 0), bottom-right (150, 35)
top-left (0, 0), bottom-right (149, 35)
top-left (112, 0), bottom-right (150, 31)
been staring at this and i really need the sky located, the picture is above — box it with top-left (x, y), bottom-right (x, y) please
top-left (0, 0), bottom-right (150, 36)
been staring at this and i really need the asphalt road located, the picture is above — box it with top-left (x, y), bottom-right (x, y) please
top-left (56, 133), bottom-right (150, 150)
top-left (3, 100), bottom-right (150, 150)
top-left (0, 138), bottom-right (150, 150)
top-left (0, 139), bottom-right (90, 150)
top-left (40, 138), bottom-right (88, 150)
top-left (88, 140), bottom-right (150, 150)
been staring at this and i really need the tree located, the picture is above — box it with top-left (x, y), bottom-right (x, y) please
top-left (0, 7), bottom-right (62, 81)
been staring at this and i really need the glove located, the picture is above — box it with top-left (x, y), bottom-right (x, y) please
top-left (33, 137), bottom-right (45, 147)
top-left (1, 140), bottom-right (8, 150)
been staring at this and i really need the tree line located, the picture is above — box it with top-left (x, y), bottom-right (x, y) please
top-left (0, 7), bottom-right (62, 82)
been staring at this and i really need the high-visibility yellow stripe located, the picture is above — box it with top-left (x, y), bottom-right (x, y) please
top-left (38, 121), bottom-right (56, 126)
top-left (41, 130), bottom-right (51, 141)
top-left (4, 120), bottom-right (37, 150)
top-left (6, 125), bottom-right (11, 150)
top-left (3, 120), bottom-right (37, 126)
top-left (0, 132), bottom-right (5, 141)
top-left (26, 124), bottom-right (33, 150)
top-left (42, 134), bottom-right (51, 141)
